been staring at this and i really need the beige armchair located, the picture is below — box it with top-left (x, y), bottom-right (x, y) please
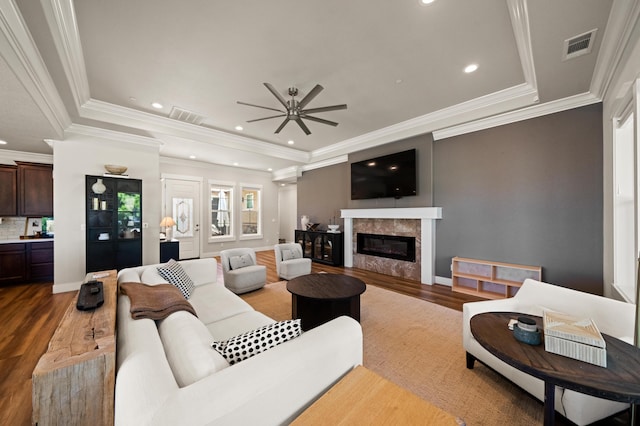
top-left (220, 248), bottom-right (266, 294)
top-left (274, 243), bottom-right (312, 280)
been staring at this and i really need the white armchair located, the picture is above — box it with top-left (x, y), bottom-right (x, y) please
top-left (220, 248), bottom-right (266, 294)
top-left (274, 243), bottom-right (312, 280)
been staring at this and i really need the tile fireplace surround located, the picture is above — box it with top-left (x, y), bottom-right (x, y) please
top-left (341, 208), bottom-right (442, 285)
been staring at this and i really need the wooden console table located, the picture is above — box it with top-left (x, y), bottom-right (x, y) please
top-left (32, 270), bottom-right (117, 426)
top-left (292, 365), bottom-right (464, 425)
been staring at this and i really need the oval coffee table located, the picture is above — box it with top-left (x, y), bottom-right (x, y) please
top-left (470, 312), bottom-right (640, 426)
top-left (286, 273), bottom-right (366, 331)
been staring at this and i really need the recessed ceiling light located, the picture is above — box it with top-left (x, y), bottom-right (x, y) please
top-left (151, 102), bottom-right (163, 109)
top-left (235, 125), bottom-right (243, 131)
top-left (419, 0), bottom-right (435, 5)
top-left (129, 97), bottom-right (137, 102)
top-left (0, 140), bottom-right (7, 145)
top-left (395, 79), bottom-right (403, 84)
top-left (189, 155), bottom-right (196, 159)
top-left (280, 183), bottom-right (286, 186)
top-left (233, 162), bottom-right (239, 166)
top-left (464, 64), bottom-right (479, 73)
top-left (288, 140), bottom-right (294, 145)
top-left (267, 168), bottom-right (273, 172)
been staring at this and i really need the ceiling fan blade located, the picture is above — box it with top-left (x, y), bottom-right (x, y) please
top-left (301, 104), bottom-right (348, 114)
top-left (263, 83), bottom-right (289, 109)
top-left (297, 84), bottom-right (324, 109)
top-left (237, 101), bottom-right (284, 113)
top-left (301, 115), bottom-right (339, 127)
top-left (274, 117), bottom-right (290, 134)
top-left (246, 114), bottom-right (286, 123)
top-left (295, 118), bottom-right (312, 135)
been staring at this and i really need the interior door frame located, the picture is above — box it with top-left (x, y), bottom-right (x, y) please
top-left (161, 173), bottom-right (203, 260)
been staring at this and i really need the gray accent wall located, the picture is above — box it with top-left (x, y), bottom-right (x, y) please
top-left (433, 103), bottom-right (604, 294)
top-left (297, 134), bottom-right (432, 230)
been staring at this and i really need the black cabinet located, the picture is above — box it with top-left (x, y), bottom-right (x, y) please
top-left (86, 175), bottom-right (142, 273)
top-left (295, 230), bottom-right (343, 266)
top-left (160, 241), bottom-right (179, 262)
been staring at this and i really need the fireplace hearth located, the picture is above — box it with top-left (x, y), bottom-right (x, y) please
top-left (357, 233), bottom-right (416, 262)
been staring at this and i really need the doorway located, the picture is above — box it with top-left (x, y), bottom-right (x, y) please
top-left (163, 176), bottom-right (202, 260)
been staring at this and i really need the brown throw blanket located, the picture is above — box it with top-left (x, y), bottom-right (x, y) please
top-left (120, 282), bottom-right (197, 320)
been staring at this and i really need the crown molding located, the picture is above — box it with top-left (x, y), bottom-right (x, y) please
top-left (271, 166), bottom-right (302, 183)
top-left (312, 83), bottom-right (537, 161)
top-left (508, 0), bottom-right (538, 93)
top-left (0, 0), bottom-right (70, 135)
top-left (301, 155), bottom-right (348, 172)
top-left (65, 123), bottom-right (163, 148)
top-left (433, 92), bottom-right (601, 141)
top-left (40, 0), bottom-right (91, 107)
top-left (81, 99), bottom-right (310, 163)
top-left (590, 0), bottom-right (640, 100)
top-left (0, 148), bottom-right (53, 164)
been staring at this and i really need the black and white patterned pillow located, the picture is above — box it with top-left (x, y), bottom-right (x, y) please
top-left (211, 319), bottom-right (302, 365)
top-left (157, 259), bottom-right (195, 299)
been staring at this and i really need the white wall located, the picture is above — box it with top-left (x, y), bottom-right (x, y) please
top-left (603, 22), bottom-right (640, 300)
top-left (51, 130), bottom-right (161, 293)
top-left (160, 157), bottom-right (280, 258)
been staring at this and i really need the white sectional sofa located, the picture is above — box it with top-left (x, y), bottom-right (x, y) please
top-left (116, 258), bottom-right (363, 426)
top-left (463, 278), bottom-right (635, 425)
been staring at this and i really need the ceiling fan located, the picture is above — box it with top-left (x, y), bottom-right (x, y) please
top-left (237, 83), bottom-right (347, 135)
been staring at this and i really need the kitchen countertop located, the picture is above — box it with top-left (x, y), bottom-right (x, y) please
top-left (0, 238), bottom-right (54, 244)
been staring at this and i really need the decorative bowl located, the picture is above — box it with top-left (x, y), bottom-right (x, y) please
top-left (328, 224), bottom-right (340, 233)
top-left (513, 324), bottom-right (541, 345)
top-left (105, 164), bottom-right (127, 175)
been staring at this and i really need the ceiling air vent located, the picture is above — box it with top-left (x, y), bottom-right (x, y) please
top-left (562, 29), bottom-right (597, 61)
top-left (169, 106), bottom-right (205, 125)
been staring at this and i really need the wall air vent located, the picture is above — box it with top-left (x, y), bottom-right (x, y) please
top-left (562, 29), bottom-right (597, 61)
top-left (169, 106), bottom-right (205, 125)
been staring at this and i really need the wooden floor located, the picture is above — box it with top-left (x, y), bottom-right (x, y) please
top-left (0, 253), bottom-right (478, 425)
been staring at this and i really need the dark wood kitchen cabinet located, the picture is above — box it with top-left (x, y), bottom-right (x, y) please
top-left (0, 165), bottom-right (18, 216)
top-left (29, 241), bottom-right (54, 282)
top-left (0, 162), bottom-right (53, 217)
top-left (0, 243), bottom-right (27, 284)
top-left (17, 162), bottom-right (53, 217)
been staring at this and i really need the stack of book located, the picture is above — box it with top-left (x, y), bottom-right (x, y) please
top-left (543, 310), bottom-right (607, 367)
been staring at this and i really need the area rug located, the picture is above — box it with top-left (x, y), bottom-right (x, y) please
top-left (241, 281), bottom-right (544, 425)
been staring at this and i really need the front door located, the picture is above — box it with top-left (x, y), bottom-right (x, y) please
top-left (164, 177), bottom-right (201, 260)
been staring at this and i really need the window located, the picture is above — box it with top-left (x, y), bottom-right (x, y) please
top-left (209, 183), bottom-right (234, 242)
top-left (240, 184), bottom-right (262, 239)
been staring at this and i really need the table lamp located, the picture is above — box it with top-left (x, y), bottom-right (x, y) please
top-left (160, 216), bottom-right (176, 241)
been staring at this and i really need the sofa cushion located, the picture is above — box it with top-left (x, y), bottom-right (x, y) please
top-left (158, 311), bottom-right (230, 387)
top-left (188, 283), bottom-right (254, 324)
top-left (206, 311), bottom-right (275, 341)
top-left (211, 319), bottom-right (302, 365)
top-left (141, 267), bottom-right (168, 285)
top-left (157, 259), bottom-right (195, 299)
top-left (229, 253), bottom-right (254, 270)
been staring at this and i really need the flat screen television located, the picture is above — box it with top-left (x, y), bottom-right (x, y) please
top-left (351, 149), bottom-right (417, 200)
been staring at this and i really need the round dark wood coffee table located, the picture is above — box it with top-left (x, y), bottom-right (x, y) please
top-left (286, 273), bottom-right (366, 331)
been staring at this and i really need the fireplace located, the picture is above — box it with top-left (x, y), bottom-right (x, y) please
top-left (357, 233), bottom-right (416, 262)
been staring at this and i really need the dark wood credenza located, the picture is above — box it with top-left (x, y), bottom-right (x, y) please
top-left (295, 230), bottom-right (343, 266)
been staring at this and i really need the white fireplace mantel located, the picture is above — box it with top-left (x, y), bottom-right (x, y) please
top-left (341, 207), bottom-right (442, 285)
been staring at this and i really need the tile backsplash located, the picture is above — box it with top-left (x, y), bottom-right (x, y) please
top-left (0, 217), bottom-right (41, 240)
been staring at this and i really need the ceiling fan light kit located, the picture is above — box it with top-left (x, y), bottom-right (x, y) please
top-left (238, 83), bottom-right (347, 135)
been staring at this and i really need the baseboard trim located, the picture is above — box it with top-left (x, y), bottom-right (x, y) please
top-left (434, 276), bottom-right (452, 287)
top-left (53, 281), bottom-right (83, 294)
